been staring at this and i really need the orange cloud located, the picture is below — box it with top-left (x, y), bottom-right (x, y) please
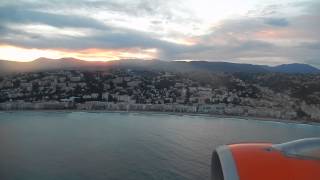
top-left (254, 29), bottom-right (294, 39)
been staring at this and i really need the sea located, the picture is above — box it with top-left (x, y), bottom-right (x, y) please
top-left (0, 111), bottom-right (319, 180)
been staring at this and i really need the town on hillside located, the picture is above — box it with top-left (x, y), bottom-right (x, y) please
top-left (0, 69), bottom-right (319, 122)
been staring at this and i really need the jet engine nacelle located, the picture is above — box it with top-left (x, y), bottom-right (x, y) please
top-left (211, 138), bottom-right (320, 180)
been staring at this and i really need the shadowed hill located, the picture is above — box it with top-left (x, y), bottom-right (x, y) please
top-left (268, 63), bottom-right (320, 74)
top-left (0, 58), bottom-right (319, 75)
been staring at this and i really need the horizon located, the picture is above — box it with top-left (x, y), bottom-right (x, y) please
top-left (0, 0), bottom-right (320, 68)
top-left (1, 57), bottom-right (320, 69)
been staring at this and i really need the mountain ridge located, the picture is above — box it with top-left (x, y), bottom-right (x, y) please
top-left (0, 58), bottom-right (319, 75)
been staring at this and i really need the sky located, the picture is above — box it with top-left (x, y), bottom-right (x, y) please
top-left (0, 0), bottom-right (319, 67)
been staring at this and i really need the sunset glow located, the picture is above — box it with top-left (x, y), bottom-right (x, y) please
top-left (0, 45), bottom-right (158, 62)
top-left (0, 45), bottom-right (63, 62)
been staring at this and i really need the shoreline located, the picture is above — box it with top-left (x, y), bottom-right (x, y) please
top-left (1, 109), bottom-right (319, 126)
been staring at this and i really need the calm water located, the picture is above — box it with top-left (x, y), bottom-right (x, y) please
top-left (0, 112), bottom-right (319, 180)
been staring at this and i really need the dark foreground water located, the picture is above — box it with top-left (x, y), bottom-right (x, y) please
top-left (0, 112), bottom-right (319, 180)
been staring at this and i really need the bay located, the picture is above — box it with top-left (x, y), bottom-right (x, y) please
top-left (0, 112), bottom-right (319, 180)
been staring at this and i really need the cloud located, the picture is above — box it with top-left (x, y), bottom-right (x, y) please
top-left (264, 18), bottom-right (289, 27)
top-left (0, 25), bottom-right (182, 51)
top-left (0, 1), bottom-right (192, 51)
top-left (0, 5), bottom-right (107, 29)
top-left (157, 2), bottom-right (320, 67)
top-left (0, 0), bottom-right (319, 68)
top-left (0, 2), bottom-right (185, 52)
top-left (301, 42), bottom-right (320, 50)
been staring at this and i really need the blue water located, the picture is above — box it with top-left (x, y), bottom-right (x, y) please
top-left (0, 112), bottom-right (319, 180)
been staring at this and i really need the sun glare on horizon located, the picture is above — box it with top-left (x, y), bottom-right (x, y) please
top-left (0, 45), bottom-right (158, 62)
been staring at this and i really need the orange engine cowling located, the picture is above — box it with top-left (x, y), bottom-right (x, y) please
top-left (211, 138), bottom-right (320, 180)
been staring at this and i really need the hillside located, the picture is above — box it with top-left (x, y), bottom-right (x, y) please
top-left (0, 58), bottom-right (319, 75)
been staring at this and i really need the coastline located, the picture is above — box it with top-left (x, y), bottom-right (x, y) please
top-left (2, 101), bottom-right (319, 122)
top-left (1, 109), bottom-right (319, 126)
